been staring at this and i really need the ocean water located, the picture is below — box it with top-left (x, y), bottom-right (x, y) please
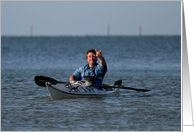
top-left (1, 36), bottom-right (181, 131)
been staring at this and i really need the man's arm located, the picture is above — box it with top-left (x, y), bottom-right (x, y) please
top-left (69, 67), bottom-right (82, 82)
top-left (98, 56), bottom-right (106, 66)
top-left (69, 75), bottom-right (75, 82)
top-left (95, 49), bottom-right (106, 66)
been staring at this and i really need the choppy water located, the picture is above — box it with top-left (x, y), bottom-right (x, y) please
top-left (1, 36), bottom-right (181, 131)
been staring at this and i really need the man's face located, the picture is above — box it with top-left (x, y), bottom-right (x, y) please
top-left (87, 52), bottom-right (97, 65)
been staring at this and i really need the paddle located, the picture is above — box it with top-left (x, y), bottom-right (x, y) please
top-left (34, 76), bottom-right (150, 92)
top-left (34, 76), bottom-right (69, 87)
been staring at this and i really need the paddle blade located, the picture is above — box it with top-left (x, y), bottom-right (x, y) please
top-left (34, 76), bottom-right (58, 87)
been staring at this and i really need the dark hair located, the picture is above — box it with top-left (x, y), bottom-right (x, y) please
top-left (86, 49), bottom-right (96, 59)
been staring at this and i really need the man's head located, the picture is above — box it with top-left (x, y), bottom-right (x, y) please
top-left (86, 49), bottom-right (97, 66)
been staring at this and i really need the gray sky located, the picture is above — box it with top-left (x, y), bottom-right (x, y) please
top-left (1, 1), bottom-right (181, 36)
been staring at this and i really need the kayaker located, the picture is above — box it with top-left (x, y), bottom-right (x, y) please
top-left (69, 49), bottom-right (107, 90)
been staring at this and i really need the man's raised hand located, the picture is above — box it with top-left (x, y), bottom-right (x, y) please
top-left (95, 49), bottom-right (102, 58)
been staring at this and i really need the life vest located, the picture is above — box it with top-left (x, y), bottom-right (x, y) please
top-left (81, 63), bottom-right (104, 90)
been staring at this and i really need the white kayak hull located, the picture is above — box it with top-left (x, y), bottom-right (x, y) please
top-left (46, 82), bottom-right (119, 100)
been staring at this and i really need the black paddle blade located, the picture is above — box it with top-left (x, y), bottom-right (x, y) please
top-left (34, 76), bottom-right (58, 87)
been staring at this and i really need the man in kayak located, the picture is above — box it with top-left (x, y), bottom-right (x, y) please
top-left (69, 49), bottom-right (107, 90)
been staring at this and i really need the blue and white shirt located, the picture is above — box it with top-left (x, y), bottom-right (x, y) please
top-left (73, 63), bottom-right (107, 86)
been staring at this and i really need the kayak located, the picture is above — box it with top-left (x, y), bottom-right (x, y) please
top-left (34, 76), bottom-right (150, 100)
top-left (34, 76), bottom-right (150, 99)
top-left (45, 80), bottom-right (122, 100)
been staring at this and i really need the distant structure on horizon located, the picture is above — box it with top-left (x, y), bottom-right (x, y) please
top-left (139, 26), bottom-right (142, 36)
top-left (30, 25), bottom-right (33, 36)
top-left (106, 24), bottom-right (110, 36)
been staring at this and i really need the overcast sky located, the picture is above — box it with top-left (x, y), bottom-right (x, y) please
top-left (1, 1), bottom-right (181, 36)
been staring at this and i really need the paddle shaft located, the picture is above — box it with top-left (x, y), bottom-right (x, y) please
top-left (35, 76), bottom-right (150, 92)
top-left (39, 80), bottom-right (69, 84)
top-left (91, 84), bottom-right (150, 92)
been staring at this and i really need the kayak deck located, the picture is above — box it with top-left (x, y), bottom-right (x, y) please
top-left (46, 80), bottom-right (121, 100)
